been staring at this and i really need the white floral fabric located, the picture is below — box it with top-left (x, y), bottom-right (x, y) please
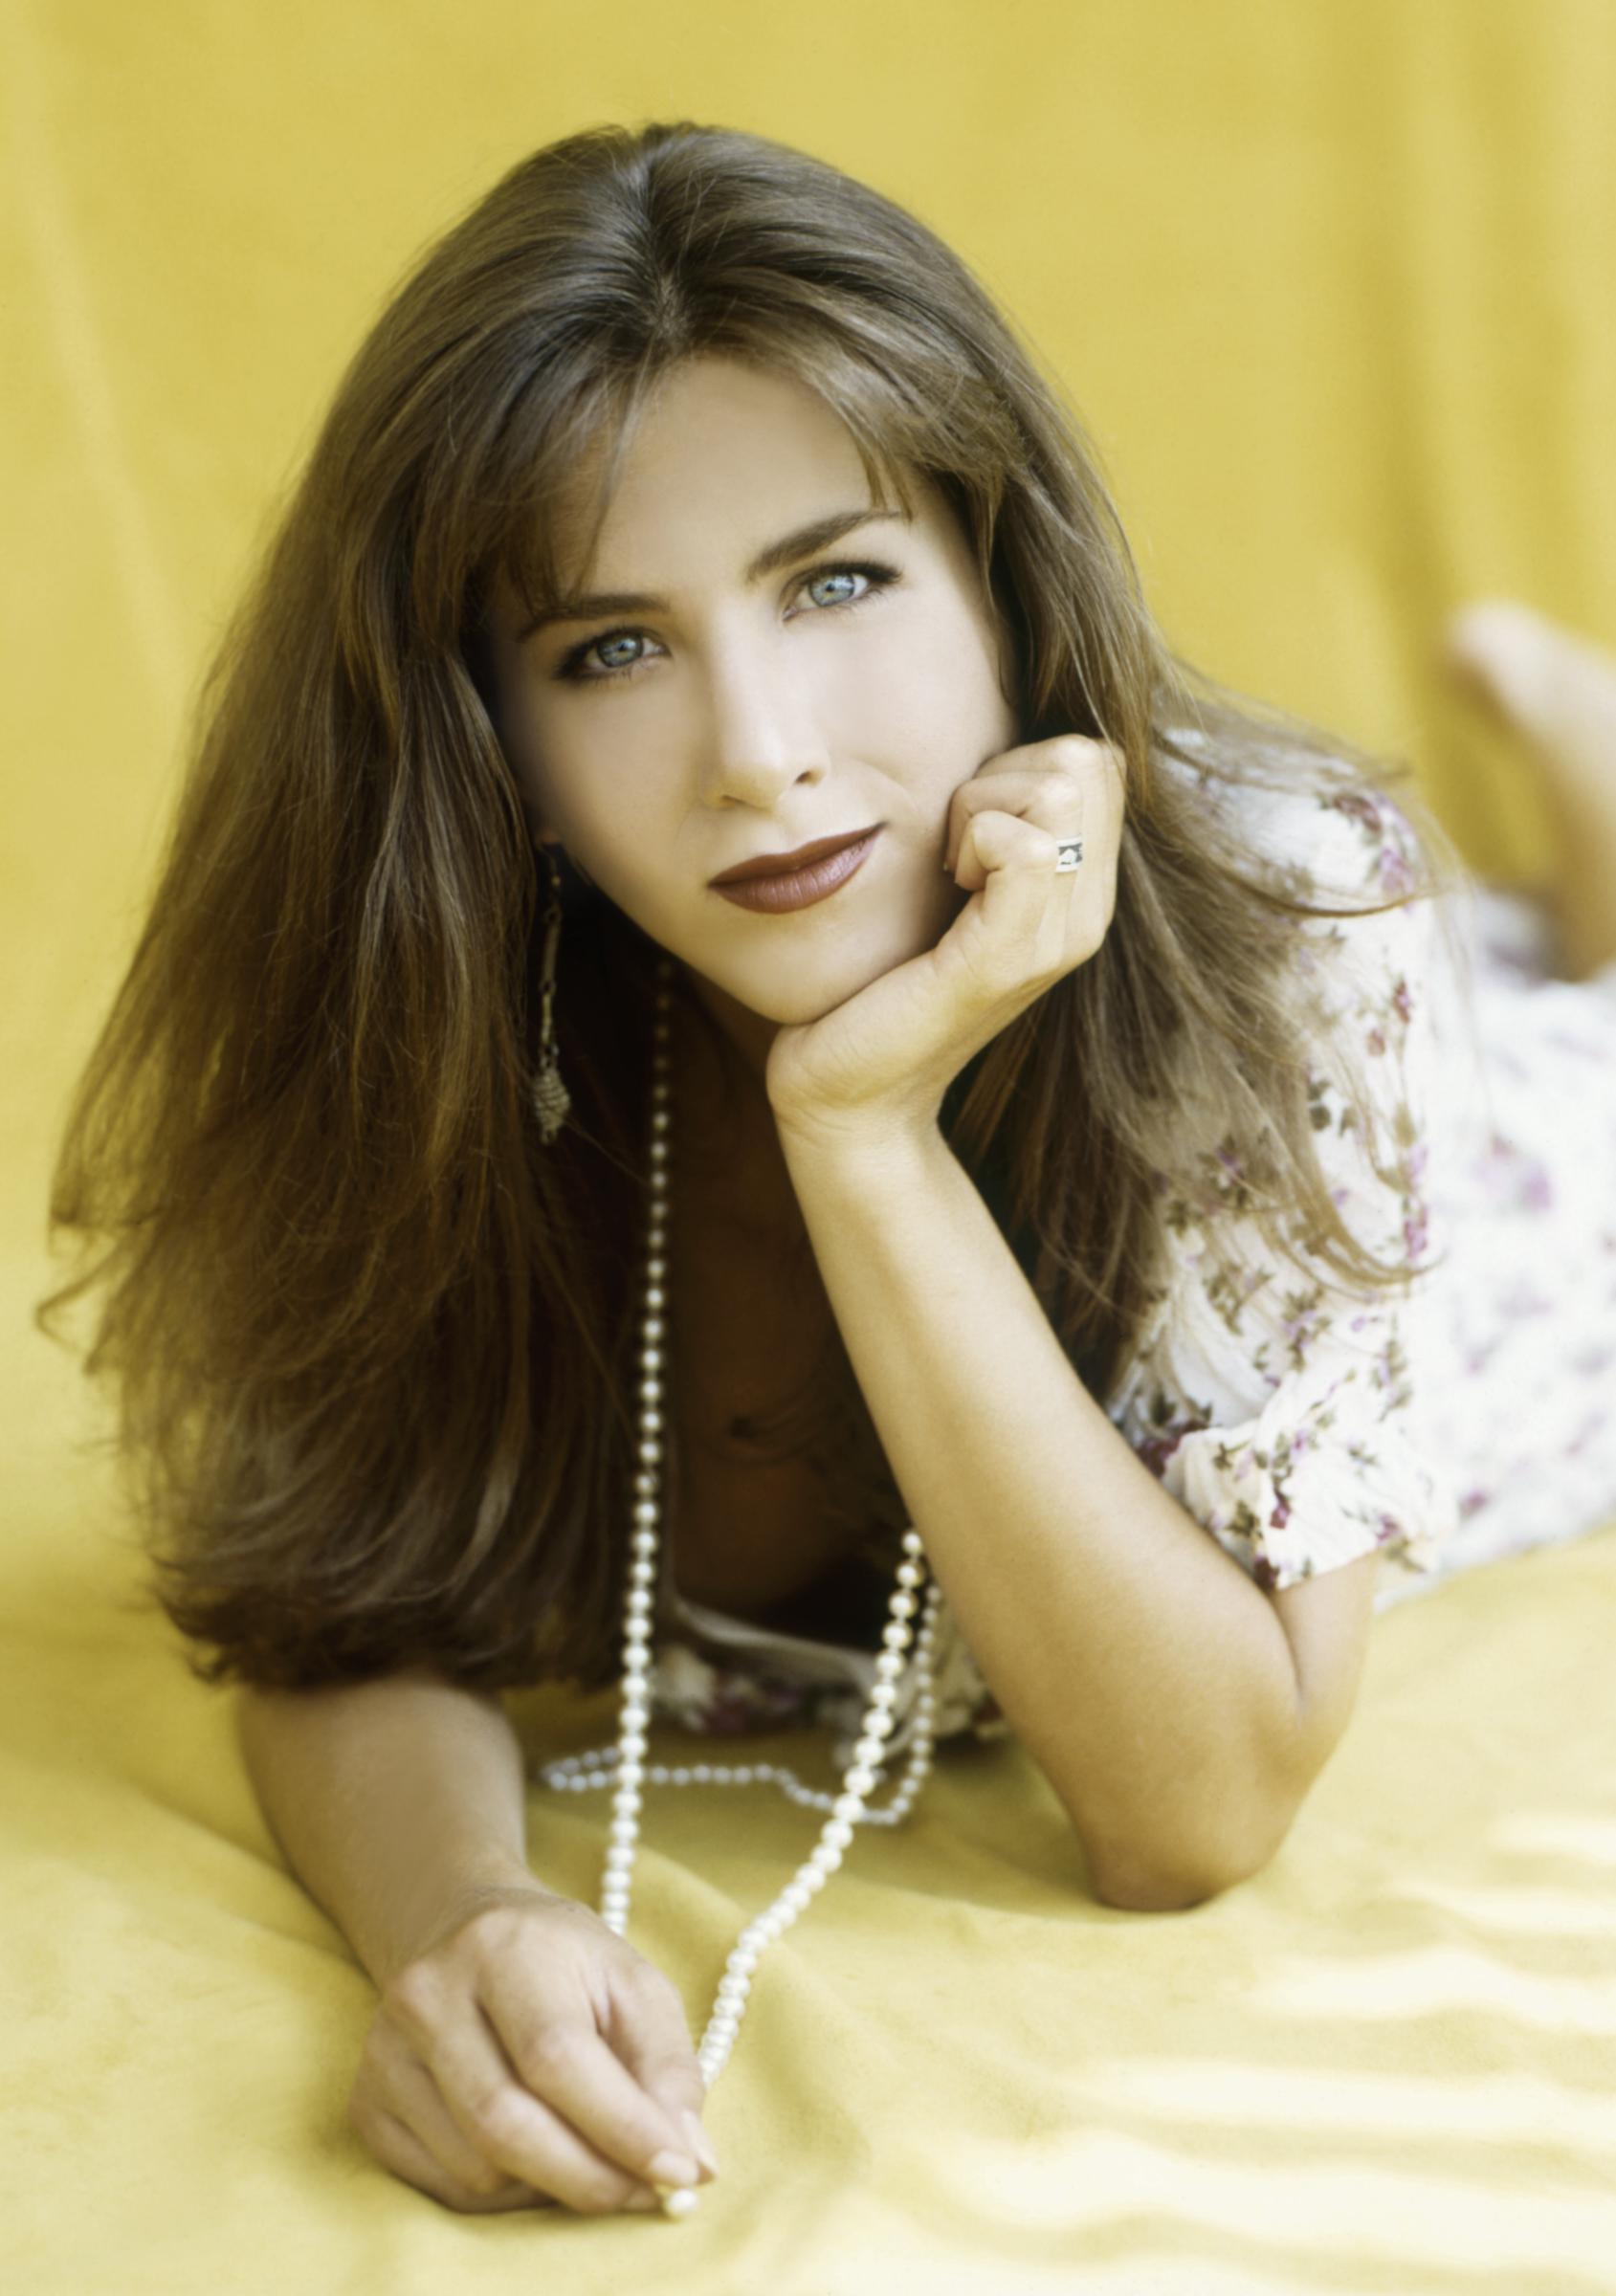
top-left (1115, 743), bottom-right (1616, 1618)
top-left (632, 738), bottom-right (1616, 1760)
top-left (647, 1562), bottom-right (1010, 1774)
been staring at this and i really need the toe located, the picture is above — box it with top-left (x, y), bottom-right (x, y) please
top-left (1441, 600), bottom-right (1563, 727)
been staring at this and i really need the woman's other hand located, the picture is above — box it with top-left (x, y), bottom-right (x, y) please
top-left (346, 1883), bottom-right (718, 2217)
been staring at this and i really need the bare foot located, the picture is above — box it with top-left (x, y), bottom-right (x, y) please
top-left (1444, 601), bottom-right (1616, 785)
top-left (1442, 598), bottom-right (1616, 981)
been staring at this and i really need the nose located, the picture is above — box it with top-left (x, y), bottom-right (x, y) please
top-left (696, 643), bottom-right (830, 809)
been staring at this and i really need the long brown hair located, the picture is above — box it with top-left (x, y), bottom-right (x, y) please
top-left (36, 120), bottom-right (1472, 1694)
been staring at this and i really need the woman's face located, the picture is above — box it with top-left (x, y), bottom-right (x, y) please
top-left (485, 354), bottom-right (1022, 1088)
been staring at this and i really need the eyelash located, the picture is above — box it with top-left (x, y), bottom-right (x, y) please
top-left (552, 559), bottom-right (901, 686)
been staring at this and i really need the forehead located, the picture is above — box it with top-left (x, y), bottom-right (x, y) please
top-left (497, 362), bottom-right (948, 605)
top-left (496, 460), bottom-right (960, 631)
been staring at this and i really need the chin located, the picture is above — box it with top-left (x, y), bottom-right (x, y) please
top-left (752, 937), bottom-right (933, 1028)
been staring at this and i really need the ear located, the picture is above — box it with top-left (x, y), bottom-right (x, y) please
top-left (519, 793), bottom-right (560, 850)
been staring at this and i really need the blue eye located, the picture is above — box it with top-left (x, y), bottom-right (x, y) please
top-left (553, 559), bottom-right (900, 686)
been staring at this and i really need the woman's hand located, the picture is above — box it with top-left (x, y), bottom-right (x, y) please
top-left (346, 1882), bottom-right (717, 2218)
top-left (764, 735), bottom-right (1126, 1154)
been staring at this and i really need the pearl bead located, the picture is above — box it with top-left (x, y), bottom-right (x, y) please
top-left (526, 961), bottom-right (944, 2116)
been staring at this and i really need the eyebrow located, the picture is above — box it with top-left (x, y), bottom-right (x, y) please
top-left (513, 506), bottom-right (913, 642)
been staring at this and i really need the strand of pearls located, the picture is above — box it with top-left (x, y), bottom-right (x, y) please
top-left (534, 954), bottom-right (941, 2217)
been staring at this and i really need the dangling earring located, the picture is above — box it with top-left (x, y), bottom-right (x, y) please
top-left (529, 843), bottom-right (571, 1145)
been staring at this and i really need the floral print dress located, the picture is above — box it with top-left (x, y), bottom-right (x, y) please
top-left (631, 735), bottom-right (1616, 1772)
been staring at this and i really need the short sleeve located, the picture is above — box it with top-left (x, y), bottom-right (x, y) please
top-left (1129, 779), bottom-right (1465, 1599)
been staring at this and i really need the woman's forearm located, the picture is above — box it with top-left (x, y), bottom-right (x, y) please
top-left (237, 1665), bottom-right (554, 1988)
top-left (777, 1117), bottom-right (1302, 1908)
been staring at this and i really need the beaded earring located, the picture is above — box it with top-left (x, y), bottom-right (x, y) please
top-left (529, 842), bottom-right (571, 1144)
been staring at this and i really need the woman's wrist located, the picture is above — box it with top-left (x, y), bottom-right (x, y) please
top-left (398, 1854), bottom-right (569, 1975)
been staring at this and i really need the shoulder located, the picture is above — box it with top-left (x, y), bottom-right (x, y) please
top-left (1157, 726), bottom-right (1429, 908)
top-left (1158, 727), bottom-right (1473, 1066)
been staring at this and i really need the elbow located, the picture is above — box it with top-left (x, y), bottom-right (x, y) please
top-left (1087, 1794), bottom-right (1299, 1914)
top-left (1092, 1856), bottom-right (1257, 1913)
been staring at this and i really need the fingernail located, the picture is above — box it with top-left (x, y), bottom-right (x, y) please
top-left (646, 2147), bottom-right (699, 2188)
top-left (682, 2108), bottom-right (720, 2176)
top-left (625, 2186), bottom-right (661, 2213)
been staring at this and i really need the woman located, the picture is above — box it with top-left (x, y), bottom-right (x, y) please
top-left (36, 120), bottom-right (1616, 2220)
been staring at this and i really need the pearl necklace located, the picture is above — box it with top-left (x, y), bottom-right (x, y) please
top-left (536, 951), bottom-right (943, 2216)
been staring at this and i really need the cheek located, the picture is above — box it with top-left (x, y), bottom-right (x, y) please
top-left (861, 620), bottom-right (1014, 789)
top-left (514, 710), bottom-right (617, 838)
top-left (497, 691), bottom-right (559, 810)
top-left (548, 764), bottom-right (683, 906)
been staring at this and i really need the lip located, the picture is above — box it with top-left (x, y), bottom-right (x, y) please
top-left (711, 828), bottom-right (881, 914)
top-left (710, 827), bottom-right (881, 886)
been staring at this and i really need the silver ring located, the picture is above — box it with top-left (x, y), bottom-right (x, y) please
top-left (1053, 837), bottom-right (1084, 873)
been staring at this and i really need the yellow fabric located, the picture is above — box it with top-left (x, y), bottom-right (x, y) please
top-left (7, 2), bottom-right (1616, 2285)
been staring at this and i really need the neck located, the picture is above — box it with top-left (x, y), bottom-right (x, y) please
top-left (677, 964), bottom-right (781, 1099)
top-left (671, 974), bottom-right (802, 1229)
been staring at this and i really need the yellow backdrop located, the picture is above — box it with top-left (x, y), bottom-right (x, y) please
top-left (6, 4), bottom-right (1615, 2287)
